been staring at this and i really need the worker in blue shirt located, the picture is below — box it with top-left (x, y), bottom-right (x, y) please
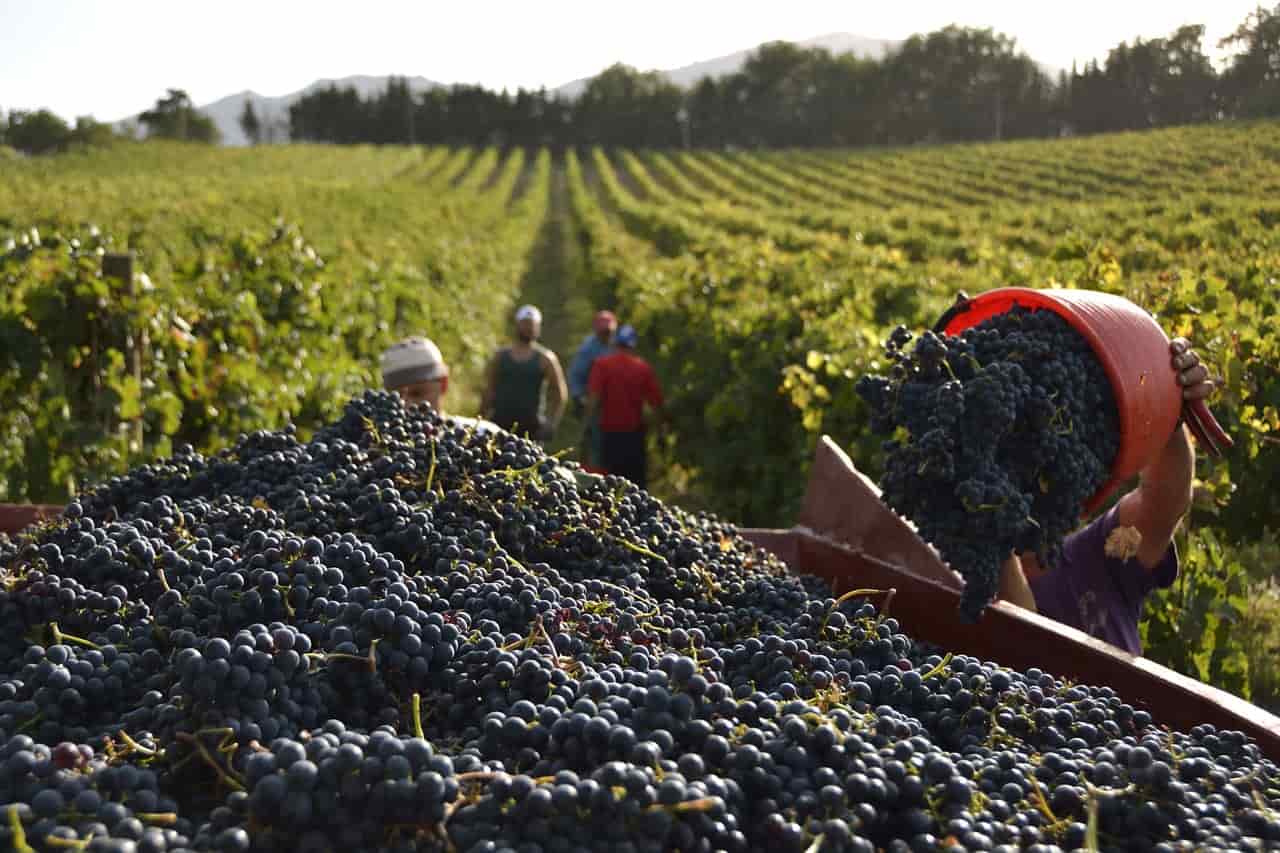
top-left (568, 310), bottom-right (617, 473)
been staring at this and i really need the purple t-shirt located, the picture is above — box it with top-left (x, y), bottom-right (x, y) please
top-left (1029, 506), bottom-right (1178, 656)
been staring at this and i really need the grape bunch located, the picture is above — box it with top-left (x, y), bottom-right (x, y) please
top-left (856, 305), bottom-right (1120, 620)
top-left (2, 390), bottom-right (1276, 853)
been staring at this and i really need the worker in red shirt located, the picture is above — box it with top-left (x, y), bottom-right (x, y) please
top-left (586, 325), bottom-right (665, 489)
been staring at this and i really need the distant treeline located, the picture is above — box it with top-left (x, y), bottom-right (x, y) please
top-left (2, 90), bottom-right (218, 155)
top-left (284, 10), bottom-right (1280, 149)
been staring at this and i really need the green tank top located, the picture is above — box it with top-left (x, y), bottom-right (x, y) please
top-left (492, 345), bottom-right (546, 431)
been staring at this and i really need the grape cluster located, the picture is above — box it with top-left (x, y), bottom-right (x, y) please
top-left (857, 306), bottom-right (1121, 619)
top-left (3, 390), bottom-right (1275, 853)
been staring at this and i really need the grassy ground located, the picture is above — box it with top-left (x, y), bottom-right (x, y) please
top-left (509, 152), bottom-right (597, 464)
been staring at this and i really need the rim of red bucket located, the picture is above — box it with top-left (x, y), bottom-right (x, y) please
top-left (940, 287), bottom-right (1126, 517)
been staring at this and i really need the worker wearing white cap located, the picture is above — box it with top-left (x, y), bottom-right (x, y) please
top-left (381, 337), bottom-right (449, 410)
top-left (515, 304), bottom-right (541, 325)
top-left (482, 304), bottom-right (568, 442)
top-left (381, 336), bottom-right (496, 432)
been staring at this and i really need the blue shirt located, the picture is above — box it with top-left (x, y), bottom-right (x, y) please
top-left (568, 335), bottom-right (611, 401)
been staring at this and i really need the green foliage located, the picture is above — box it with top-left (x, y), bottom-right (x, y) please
top-left (1068, 25), bottom-right (1218, 132)
top-left (3, 121), bottom-right (1278, 708)
top-left (565, 122), bottom-right (1280, 704)
top-left (0, 143), bottom-right (549, 502)
top-left (239, 99), bottom-right (262, 145)
top-left (68, 116), bottom-right (118, 150)
top-left (2, 111), bottom-right (121, 156)
top-left (1241, 579), bottom-right (1280, 712)
top-left (139, 89), bottom-right (220, 143)
top-left (1141, 528), bottom-right (1252, 699)
top-left (575, 64), bottom-right (685, 147)
top-left (1141, 527), bottom-right (1280, 709)
top-left (1219, 3), bottom-right (1280, 117)
top-left (4, 109), bottom-right (72, 155)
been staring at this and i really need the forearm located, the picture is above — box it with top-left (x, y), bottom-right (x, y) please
top-left (998, 555), bottom-right (1038, 612)
top-left (480, 359), bottom-right (497, 416)
top-left (1116, 424), bottom-right (1194, 569)
top-left (1114, 338), bottom-right (1209, 569)
top-left (1138, 424), bottom-right (1195, 515)
top-left (548, 381), bottom-right (567, 423)
top-left (544, 358), bottom-right (569, 424)
top-left (1134, 337), bottom-right (1206, 528)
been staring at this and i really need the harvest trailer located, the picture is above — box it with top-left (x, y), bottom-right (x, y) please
top-left (3, 434), bottom-right (1277, 762)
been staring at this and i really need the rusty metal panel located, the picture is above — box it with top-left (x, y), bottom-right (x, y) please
top-left (736, 526), bottom-right (1280, 762)
top-left (0, 504), bottom-right (65, 536)
top-left (735, 528), bottom-right (798, 570)
top-left (796, 437), bottom-right (960, 590)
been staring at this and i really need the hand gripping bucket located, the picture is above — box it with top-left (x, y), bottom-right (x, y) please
top-left (934, 287), bottom-right (1232, 516)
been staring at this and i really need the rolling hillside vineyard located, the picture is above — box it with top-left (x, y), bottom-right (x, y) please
top-left (2, 121), bottom-right (1280, 851)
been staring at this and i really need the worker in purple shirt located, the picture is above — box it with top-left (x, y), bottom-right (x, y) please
top-left (996, 338), bottom-right (1217, 656)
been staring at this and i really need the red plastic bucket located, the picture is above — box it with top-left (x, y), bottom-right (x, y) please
top-left (937, 287), bottom-right (1229, 515)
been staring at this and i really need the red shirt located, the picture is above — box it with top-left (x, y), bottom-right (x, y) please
top-left (588, 351), bottom-right (664, 432)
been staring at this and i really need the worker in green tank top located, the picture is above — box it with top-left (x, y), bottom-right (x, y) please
top-left (482, 304), bottom-right (568, 442)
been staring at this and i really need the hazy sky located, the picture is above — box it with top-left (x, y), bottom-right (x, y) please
top-left (0, 0), bottom-right (1262, 122)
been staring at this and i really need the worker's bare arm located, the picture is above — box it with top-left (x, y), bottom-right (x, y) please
top-left (1115, 425), bottom-right (1194, 570)
top-left (481, 351), bottom-right (501, 419)
top-left (997, 554), bottom-right (1038, 612)
top-left (1114, 339), bottom-right (1213, 570)
top-left (542, 350), bottom-right (569, 426)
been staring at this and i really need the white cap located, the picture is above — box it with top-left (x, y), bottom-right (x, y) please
top-left (381, 337), bottom-right (447, 389)
top-left (515, 304), bottom-right (542, 324)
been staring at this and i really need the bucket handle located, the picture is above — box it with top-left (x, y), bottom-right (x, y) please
top-left (1184, 399), bottom-right (1233, 458)
top-left (932, 291), bottom-right (973, 334)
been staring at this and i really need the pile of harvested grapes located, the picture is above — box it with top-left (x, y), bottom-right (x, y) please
top-left (1, 392), bottom-right (1275, 853)
top-left (856, 306), bottom-right (1121, 620)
